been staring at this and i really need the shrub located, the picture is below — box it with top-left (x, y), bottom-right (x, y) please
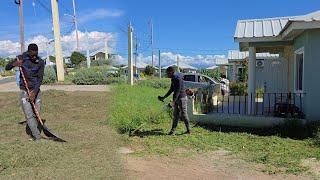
top-left (106, 77), bottom-right (125, 84)
top-left (72, 68), bottom-right (106, 85)
top-left (145, 65), bottom-right (156, 76)
top-left (43, 66), bottom-right (57, 84)
top-left (199, 69), bottom-right (221, 81)
top-left (91, 59), bottom-right (112, 67)
top-left (0, 70), bottom-right (15, 77)
top-left (72, 67), bottom-right (124, 85)
top-left (138, 78), bottom-right (171, 89)
top-left (230, 82), bottom-right (247, 95)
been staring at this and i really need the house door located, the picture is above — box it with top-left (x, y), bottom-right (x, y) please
top-left (256, 58), bottom-right (288, 93)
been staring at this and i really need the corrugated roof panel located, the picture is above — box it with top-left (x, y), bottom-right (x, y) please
top-left (279, 19), bottom-right (289, 28)
top-left (271, 19), bottom-right (282, 36)
top-left (263, 20), bottom-right (273, 36)
top-left (237, 22), bottom-right (246, 38)
top-left (254, 21), bottom-right (263, 37)
top-left (228, 50), bottom-right (279, 60)
top-left (235, 10), bottom-right (320, 40)
top-left (245, 21), bottom-right (254, 37)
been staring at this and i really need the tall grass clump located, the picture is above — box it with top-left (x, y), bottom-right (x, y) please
top-left (107, 84), bottom-right (170, 133)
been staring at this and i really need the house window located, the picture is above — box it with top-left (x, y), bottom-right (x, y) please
top-left (295, 48), bottom-right (304, 92)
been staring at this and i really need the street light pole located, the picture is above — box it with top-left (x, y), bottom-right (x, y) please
top-left (15, 0), bottom-right (25, 53)
top-left (72, 0), bottom-right (79, 51)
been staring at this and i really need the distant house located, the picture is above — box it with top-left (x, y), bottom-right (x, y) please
top-left (234, 10), bottom-right (320, 120)
top-left (121, 62), bottom-right (153, 74)
top-left (162, 62), bottom-right (198, 73)
top-left (213, 58), bottom-right (230, 79)
top-left (228, 50), bottom-right (280, 87)
top-left (89, 49), bottom-right (109, 61)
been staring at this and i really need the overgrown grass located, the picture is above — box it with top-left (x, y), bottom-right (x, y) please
top-left (107, 83), bottom-right (320, 175)
top-left (0, 91), bottom-right (127, 179)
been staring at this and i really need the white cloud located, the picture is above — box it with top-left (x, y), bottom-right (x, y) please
top-left (79, 8), bottom-right (124, 24)
top-left (0, 40), bottom-right (20, 55)
top-left (114, 52), bottom-right (227, 68)
top-left (0, 30), bottom-right (117, 57)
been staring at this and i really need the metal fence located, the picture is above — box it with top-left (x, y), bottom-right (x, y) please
top-left (194, 92), bottom-right (306, 119)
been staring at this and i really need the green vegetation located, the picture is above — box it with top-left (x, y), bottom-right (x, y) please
top-left (199, 69), bottom-right (221, 81)
top-left (0, 70), bottom-right (15, 77)
top-left (107, 80), bottom-right (320, 175)
top-left (0, 91), bottom-right (126, 179)
top-left (91, 59), bottom-right (112, 67)
top-left (72, 66), bottom-right (123, 85)
top-left (43, 66), bottom-right (57, 84)
top-left (70, 51), bottom-right (86, 68)
top-left (144, 65), bottom-right (156, 76)
top-left (229, 82), bottom-right (248, 95)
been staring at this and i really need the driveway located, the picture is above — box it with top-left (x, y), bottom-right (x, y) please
top-left (0, 80), bottom-right (110, 92)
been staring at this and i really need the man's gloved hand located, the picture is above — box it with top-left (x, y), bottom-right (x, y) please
top-left (29, 90), bottom-right (36, 102)
top-left (158, 96), bottom-right (165, 102)
top-left (167, 102), bottom-right (174, 108)
top-left (13, 56), bottom-right (23, 67)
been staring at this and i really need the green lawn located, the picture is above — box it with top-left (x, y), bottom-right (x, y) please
top-left (107, 83), bottom-right (320, 175)
top-left (0, 91), bottom-right (126, 179)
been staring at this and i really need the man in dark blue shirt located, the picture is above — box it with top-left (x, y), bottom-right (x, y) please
top-left (159, 67), bottom-right (191, 135)
top-left (6, 44), bottom-right (45, 141)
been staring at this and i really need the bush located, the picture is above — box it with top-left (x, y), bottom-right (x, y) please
top-left (43, 66), bottom-right (57, 84)
top-left (200, 69), bottom-right (221, 81)
top-left (230, 82), bottom-right (247, 95)
top-left (145, 65), bottom-right (156, 76)
top-left (106, 77), bottom-right (125, 85)
top-left (0, 70), bottom-right (15, 77)
top-left (91, 59), bottom-right (112, 67)
top-left (138, 78), bottom-right (171, 89)
top-left (72, 67), bottom-right (124, 85)
top-left (72, 68), bottom-right (106, 85)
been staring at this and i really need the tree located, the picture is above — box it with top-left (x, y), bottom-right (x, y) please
top-left (0, 58), bottom-right (6, 67)
top-left (200, 69), bottom-right (221, 81)
top-left (70, 51), bottom-right (86, 68)
top-left (144, 65), bottom-right (156, 76)
top-left (49, 56), bottom-right (56, 63)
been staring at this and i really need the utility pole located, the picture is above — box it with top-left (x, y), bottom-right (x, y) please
top-left (177, 55), bottom-right (180, 72)
top-left (104, 39), bottom-right (108, 60)
top-left (158, 50), bottom-right (161, 78)
top-left (128, 23), bottom-right (134, 85)
top-left (134, 35), bottom-right (138, 74)
top-left (72, 0), bottom-right (79, 51)
top-left (51, 0), bottom-right (64, 81)
top-left (149, 20), bottom-right (154, 67)
top-left (86, 31), bottom-right (90, 68)
top-left (15, 0), bottom-right (25, 53)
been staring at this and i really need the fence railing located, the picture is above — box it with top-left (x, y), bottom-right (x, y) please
top-left (194, 92), bottom-right (306, 119)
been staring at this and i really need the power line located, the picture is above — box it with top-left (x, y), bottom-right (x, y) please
top-left (34, 0), bottom-right (51, 14)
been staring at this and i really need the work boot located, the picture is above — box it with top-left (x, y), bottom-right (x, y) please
top-left (185, 130), bottom-right (192, 135)
top-left (168, 130), bottom-right (175, 136)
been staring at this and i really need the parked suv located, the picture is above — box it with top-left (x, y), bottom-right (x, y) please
top-left (183, 73), bottom-right (229, 94)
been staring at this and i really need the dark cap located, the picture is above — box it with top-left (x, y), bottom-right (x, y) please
top-left (28, 43), bottom-right (38, 52)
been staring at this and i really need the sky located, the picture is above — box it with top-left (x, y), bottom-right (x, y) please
top-left (0, 0), bottom-right (320, 67)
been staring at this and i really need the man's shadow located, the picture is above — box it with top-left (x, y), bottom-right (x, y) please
top-left (129, 129), bottom-right (166, 138)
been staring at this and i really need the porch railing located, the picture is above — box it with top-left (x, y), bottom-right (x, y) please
top-left (194, 92), bottom-right (306, 119)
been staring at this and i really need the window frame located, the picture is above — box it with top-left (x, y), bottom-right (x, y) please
top-left (294, 47), bottom-right (305, 93)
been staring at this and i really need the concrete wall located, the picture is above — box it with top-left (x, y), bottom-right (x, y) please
top-left (255, 58), bottom-right (288, 93)
top-left (294, 29), bottom-right (320, 121)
